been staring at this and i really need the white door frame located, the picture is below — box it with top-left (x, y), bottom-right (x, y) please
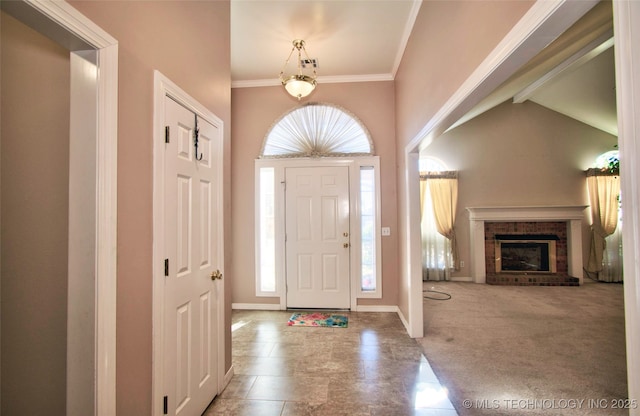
top-left (255, 156), bottom-right (381, 311)
top-left (612, 1), bottom-right (640, 410)
top-left (402, 0), bottom-right (601, 339)
top-left (0, 1), bottom-right (118, 414)
top-left (152, 71), bottom-right (226, 416)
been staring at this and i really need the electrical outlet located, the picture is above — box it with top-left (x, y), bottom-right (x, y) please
top-left (381, 227), bottom-right (391, 236)
top-left (460, 260), bottom-right (465, 268)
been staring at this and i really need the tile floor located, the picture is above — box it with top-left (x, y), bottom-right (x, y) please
top-left (204, 310), bottom-right (458, 416)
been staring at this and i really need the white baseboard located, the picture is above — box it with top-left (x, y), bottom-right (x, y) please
top-left (231, 302), bottom-right (416, 340)
top-left (232, 303), bottom-right (282, 310)
top-left (397, 307), bottom-right (410, 333)
top-left (221, 365), bottom-right (234, 394)
top-left (353, 305), bottom-right (399, 313)
top-left (450, 276), bottom-right (473, 282)
top-left (422, 276), bottom-right (473, 284)
top-left (232, 303), bottom-right (401, 313)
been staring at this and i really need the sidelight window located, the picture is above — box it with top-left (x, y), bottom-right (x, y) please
top-left (257, 167), bottom-right (276, 293)
top-left (360, 166), bottom-right (377, 292)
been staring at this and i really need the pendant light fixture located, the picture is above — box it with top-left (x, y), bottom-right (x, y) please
top-left (279, 39), bottom-right (317, 100)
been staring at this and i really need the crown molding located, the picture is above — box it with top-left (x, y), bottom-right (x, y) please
top-left (231, 73), bottom-right (394, 89)
top-left (392, 0), bottom-right (423, 78)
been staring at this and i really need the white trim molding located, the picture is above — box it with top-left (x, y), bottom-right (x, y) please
top-left (232, 303), bottom-right (282, 311)
top-left (231, 73), bottom-right (394, 89)
top-left (94, 37), bottom-right (118, 416)
top-left (223, 366), bottom-right (235, 393)
top-left (254, 156), bottom-right (383, 310)
top-left (6, 2), bottom-right (120, 415)
top-left (391, 0), bottom-right (423, 79)
top-left (612, 0), bottom-right (640, 410)
top-left (353, 305), bottom-right (399, 313)
top-left (405, 151), bottom-right (424, 338)
top-left (402, 0), bottom-right (599, 341)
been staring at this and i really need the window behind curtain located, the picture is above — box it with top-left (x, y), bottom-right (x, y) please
top-left (419, 157), bottom-right (453, 281)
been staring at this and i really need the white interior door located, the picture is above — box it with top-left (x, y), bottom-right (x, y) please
top-left (285, 166), bottom-right (351, 309)
top-left (163, 96), bottom-right (221, 415)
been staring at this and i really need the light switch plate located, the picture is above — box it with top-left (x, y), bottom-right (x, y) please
top-left (381, 227), bottom-right (391, 236)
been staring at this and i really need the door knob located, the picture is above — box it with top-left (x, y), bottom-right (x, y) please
top-left (343, 243), bottom-right (350, 248)
top-left (210, 269), bottom-right (223, 280)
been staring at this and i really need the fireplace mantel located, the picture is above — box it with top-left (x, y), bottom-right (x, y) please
top-left (466, 206), bottom-right (587, 284)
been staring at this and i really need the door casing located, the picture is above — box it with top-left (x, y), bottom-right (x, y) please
top-left (0, 2), bottom-right (119, 414)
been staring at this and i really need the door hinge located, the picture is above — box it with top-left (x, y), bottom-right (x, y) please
top-left (165, 126), bottom-right (170, 143)
top-left (163, 395), bottom-right (168, 414)
top-left (164, 259), bottom-right (169, 276)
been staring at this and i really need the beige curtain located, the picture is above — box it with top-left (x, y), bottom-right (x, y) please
top-left (586, 169), bottom-right (621, 277)
top-left (419, 179), bottom-right (428, 215)
top-left (420, 177), bottom-right (452, 280)
top-left (421, 172), bottom-right (459, 271)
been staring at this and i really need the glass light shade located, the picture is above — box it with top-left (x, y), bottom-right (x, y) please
top-left (282, 75), bottom-right (317, 99)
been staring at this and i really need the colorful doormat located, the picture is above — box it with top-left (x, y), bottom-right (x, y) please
top-left (287, 312), bottom-right (348, 328)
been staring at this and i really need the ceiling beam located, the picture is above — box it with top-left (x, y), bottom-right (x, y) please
top-left (513, 30), bottom-right (613, 103)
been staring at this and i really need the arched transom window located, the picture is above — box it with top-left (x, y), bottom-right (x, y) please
top-left (260, 102), bottom-right (374, 158)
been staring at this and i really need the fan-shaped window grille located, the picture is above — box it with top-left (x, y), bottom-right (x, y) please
top-left (260, 103), bottom-right (374, 158)
top-left (593, 150), bottom-right (619, 170)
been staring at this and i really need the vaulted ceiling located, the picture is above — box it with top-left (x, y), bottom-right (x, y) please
top-left (231, 1), bottom-right (616, 136)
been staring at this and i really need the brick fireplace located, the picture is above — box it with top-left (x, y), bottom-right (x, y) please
top-left (467, 206), bottom-right (587, 285)
top-left (485, 222), bottom-right (571, 285)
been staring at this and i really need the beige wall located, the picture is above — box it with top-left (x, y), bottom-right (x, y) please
top-left (1, 11), bottom-right (70, 414)
top-left (395, 0), bottom-right (535, 147)
top-left (393, 0), bottom-right (534, 321)
top-left (423, 100), bottom-right (618, 278)
top-left (231, 82), bottom-right (399, 306)
top-left (66, 2), bottom-right (231, 414)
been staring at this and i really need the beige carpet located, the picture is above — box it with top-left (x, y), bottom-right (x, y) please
top-left (418, 281), bottom-right (629, 415)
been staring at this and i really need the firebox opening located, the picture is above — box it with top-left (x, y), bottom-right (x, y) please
top-left (495, 234), bottom-right (558, 274)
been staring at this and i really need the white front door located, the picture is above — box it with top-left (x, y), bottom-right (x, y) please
top-left (285, 166), bottom-right (351, 309)
top-left (163, 96), bottom-right (221, 415)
